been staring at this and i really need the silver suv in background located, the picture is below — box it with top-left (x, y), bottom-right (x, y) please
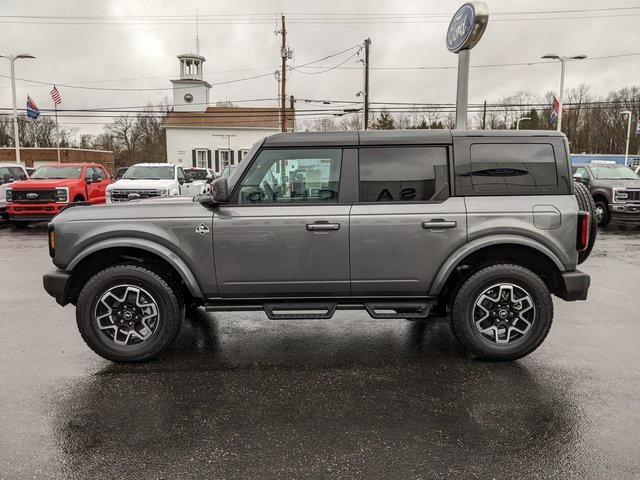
top-left (43, 130), bottom-right (593, 363)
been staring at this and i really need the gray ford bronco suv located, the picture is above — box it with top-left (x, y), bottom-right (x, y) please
top-left (43, 130), bottom-right (593, 363)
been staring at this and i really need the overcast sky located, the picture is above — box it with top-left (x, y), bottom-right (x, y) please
top-left (1, 0), bottom-right (639, 135)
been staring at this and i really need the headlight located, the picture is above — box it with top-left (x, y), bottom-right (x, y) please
top-left (54, 187), bottom-right (69, 203)
top-left (5, 188), bottom-right (12, 203)
top-left (613, 188), bottom-right (628, 202)
top-left (158, 188), bottom-right (169, 196)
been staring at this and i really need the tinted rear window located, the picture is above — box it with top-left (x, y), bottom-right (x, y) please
top-left (470, 143), bottom-right (558, 193)
top-left (359, 147), bottom-right (449, 202)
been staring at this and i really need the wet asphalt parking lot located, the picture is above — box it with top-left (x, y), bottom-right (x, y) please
top-left (1, 222), bottom-right (639, 479)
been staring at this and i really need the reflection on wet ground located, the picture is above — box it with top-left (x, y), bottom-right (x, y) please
top-left (0, 223), bottom-right (639, 479)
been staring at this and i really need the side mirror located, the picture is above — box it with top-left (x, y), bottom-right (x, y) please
top-left (178, 177), bottom-right (185, 185)
top-left (211, 176), bottom-right (229, 203)
top-left (2, 174), bottom-right (11, 184)
top-left (19, 174), bottom-right (27, 181)
top-left (92, 173), bottom-right (101, 183)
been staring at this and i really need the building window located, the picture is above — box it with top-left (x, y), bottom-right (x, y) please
top-left (219, 150), bottom-right (231, 169)
top-left (194, 149), bottom-right (208, 168)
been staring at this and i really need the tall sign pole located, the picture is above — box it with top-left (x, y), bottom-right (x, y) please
top-left (279, 15), bottom-right (287, 132)
top-left (363, 38), bottom-right (371, 130)
top-left (446, 2), bottom-right (489, 129)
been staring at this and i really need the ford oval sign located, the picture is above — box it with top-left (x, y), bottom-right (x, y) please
top-left (26, 193), bottom-right (39, 199)
top-left (446, 2), bottom-right (488, 53)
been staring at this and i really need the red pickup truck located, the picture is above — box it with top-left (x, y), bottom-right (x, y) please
top-left (6, 163), bottom-right (112, 226)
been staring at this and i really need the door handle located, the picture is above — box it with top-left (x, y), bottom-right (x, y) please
top-left (422, 219), bottom-right (457, 229)
top-left (306, 222), bottom-right (340, 232)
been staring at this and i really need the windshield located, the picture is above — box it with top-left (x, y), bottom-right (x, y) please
top-left (184, 168), bottom-right (208, 180)
top-left (123, 165), bottom-right (175, 180)
top-left (32, 165), bottom-right (83, 179)
top-left (591, 165), bottom-right (639, 180)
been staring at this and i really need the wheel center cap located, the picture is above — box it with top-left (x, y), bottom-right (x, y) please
top-left (122, 311), bottom-right (133, 321)
top-left (498, 309), bottom-right (508, 319)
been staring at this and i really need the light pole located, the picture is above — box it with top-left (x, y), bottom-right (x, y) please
top-left (516, 117), bottom-right (531, 130)
top-left (541, 54), bottom-right (587, 132)
top-left (0, 53), bottom-right (35, 164)
top-left (620, 110), bottom-right (632, 166)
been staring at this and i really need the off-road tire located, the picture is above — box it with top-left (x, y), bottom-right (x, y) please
top-left (450, 264), bottom-right (553, 361)
top-left (573, 181), bottom-right (597, 264)
top-left (76, 264), bottom-right (184, 362)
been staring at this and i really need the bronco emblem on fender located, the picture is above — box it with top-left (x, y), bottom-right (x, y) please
top-left (195, 223), bottom-right (209, 236)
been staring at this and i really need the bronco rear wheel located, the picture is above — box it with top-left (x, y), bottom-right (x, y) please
top-left (450, 264), bottom-right (553, 361)
top-left (76, 264), bottom-right (184, 362)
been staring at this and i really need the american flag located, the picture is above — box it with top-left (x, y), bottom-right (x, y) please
top-left (50, 85), bottom-right (62, 105)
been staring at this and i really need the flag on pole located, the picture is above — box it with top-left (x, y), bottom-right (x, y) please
top-left (50, 85), bottom-right (62, 105)
top-left (26, 96), bottom-right (40, 121)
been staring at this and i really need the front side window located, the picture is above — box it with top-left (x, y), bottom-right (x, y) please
top-left (123, 166), bottom-right (175, 180)
top-left (32, 165), bottom-right (83, 179)
top-left (359, 147), bottom-right (449, 202)
top-left (573, 167), bottom-right (589, 180)
top-left (0, 166), bottom-right (24, 181)
top-left (470, 143), bottom-right (558, 193)
top-left (177, 167), bottom-right (185, 182)
top-left (236, 148), bottom-right (342, 204)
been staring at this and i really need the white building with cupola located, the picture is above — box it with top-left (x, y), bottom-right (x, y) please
top-left (162, 51), bottom-right (294, 174)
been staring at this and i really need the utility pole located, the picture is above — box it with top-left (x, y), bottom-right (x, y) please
top-left (482, 100), bottom-right (487, 129)
top-left (363, 38), bottom-right (371, 130)
top-left (0, 53), bottom-right (35, 163)
top-left (279, 15), bottom-right (287, 132)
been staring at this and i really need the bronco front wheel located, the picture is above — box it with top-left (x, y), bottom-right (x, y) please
top-left (450, 264), bottom-right (553, 361)
top-left (76, 264), bottom-right (184, 362)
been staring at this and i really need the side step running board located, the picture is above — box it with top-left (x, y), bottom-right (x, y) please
top-left (264, 302), bottom-right (337, 320)
top-left (364, 302), bottom-right (432, 319)
top-left (205, 299), bottom-right (435, 320)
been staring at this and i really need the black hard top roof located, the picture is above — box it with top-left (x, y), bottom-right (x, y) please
top-left (263, 129), bottom-right (564, 147)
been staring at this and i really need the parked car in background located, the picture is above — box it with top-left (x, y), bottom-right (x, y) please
top-left (105, 163), bottom-right (199, 203)
top-left (6, 163), bottom-right (112, 227)
top-left (572, 162), bottom-right (640, 225)
top-left (184, 167), bottom-right (215, 194)
top-left (44, 130), bottom-right (593, 363)
top-left (0, 163), bottom-right (29, 220)
top-left (115, 167), bottom-right (129, 180)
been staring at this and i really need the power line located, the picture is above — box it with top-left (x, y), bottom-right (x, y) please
top-left (3, 51), bottom-right (637, 94)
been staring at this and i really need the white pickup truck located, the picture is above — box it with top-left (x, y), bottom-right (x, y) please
top-left (0, 163), bottom-right (29, 219)
top-left (105, 163), bottom-right (208, 203)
